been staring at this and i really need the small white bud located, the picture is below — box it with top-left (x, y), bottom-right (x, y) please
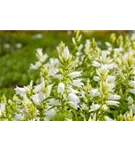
top-left (90, 103), bottom-right (100, 112)
top-left (108, 94), bottom-right (121, 100)
top-left (90, 89), bottom-right (99, 97)
top-left (62, 46), bottom-right (70, 60)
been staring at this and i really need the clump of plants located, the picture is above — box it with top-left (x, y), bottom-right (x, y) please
top-left (1, 31), bottom-right (135, 121)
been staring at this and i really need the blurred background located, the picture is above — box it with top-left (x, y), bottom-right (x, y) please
top-left (0, 30), bottom-right (131, 98)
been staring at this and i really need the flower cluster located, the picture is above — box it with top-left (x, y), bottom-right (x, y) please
top-left (1, 31), bottom-right (135, 121)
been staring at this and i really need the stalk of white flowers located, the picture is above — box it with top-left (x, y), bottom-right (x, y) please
top-left (58, 82), bottom-right (65, 94)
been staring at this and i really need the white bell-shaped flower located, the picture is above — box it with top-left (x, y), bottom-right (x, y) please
top-left (58, 82), bottom-right (65, 94)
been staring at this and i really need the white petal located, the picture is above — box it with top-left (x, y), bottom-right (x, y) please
top-left (106, 101), bottom-right (119, 106)
top-left (92, 61), bottom-right (101, 67)
top-left (108, 94), bottom-right (121, 100)
top-left (69, 71), bottom-right (82, 79)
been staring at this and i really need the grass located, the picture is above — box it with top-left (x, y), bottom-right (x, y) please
top-left (0, 31), bottom-right (126, 99)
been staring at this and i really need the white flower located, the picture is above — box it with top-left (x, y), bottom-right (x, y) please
top-left (62, 46), bottom-right (70, 59)
top-left (4, 43), bottom-right (10, 49)
top-left (92, 61), bottom-right (101, 67)
top-left (101, 50), bottom-right (110, 59)
top-left (36, 48), bottom-right (43, 57)
top-left (68, 93), bottom-right (80, 104)
top-left (108, 94), bottom-right (121, 100)
top-left (106, 101), bottom-right (119, 107)
top-left (101, 63), bottom-right (116, 70)
top-left (114, 47), bottom-right (123, 52)
top-left (33, 33), bottom-right (43, 39)
top-left (78, 44), bottom-right (83, 51)
top-left (15, 87), bottom-right (26, 95)
top-left (16, 43), bottom-right (22, 49)
top-left (45, 108), bottom-right (56, 120)
top-left (48, 98), bottom-right (60, 106)
top-left (54, 74), bottom-right (62, 79)
top-left (31, 92), bottom-right (45, 105)
top-left (106, 76), bottom-right (116, 83)
top-left (102, 104), bottom-right (108, 111)
top-left (69, 101), bottom-right (79, 110)
top-left (129, 104), bottom-right (135, 113)
top-left (48, 68), bottom-right (58, 76)
top-left (0, 103), bottom-right (5, 115)
top-left (90, 89), bottom-right (99, 97)
top-left (69, 71), bottom-right (82, 78)
top-left (129, 81), bottom-right (135, 87)
top-left (30, 61), bottom-right (41, 70)
top-left (127, 96), bottom-right (133, 104)
top-left (128, 89), bottom-right (135, 95)
top-left (86, 39), bottom-right (90, 45)
top-left (90, 103), bottom-right (100, 112)
top-left (14, 114), bottom-right (23, 121)
top-left (97, 41), bottom-right (102, 46)
top-left (39, 54), bottom-right (48, 62)
top-left (58, 82), bottom-right (65, 94)
top-left (49, 58), bottom-right (59, 66)
top-left (104, 116), bottom-right (114, 121)
top-left (107, 83), bottom-right (115, 91)
top-left (73, 79), bottom-right (83, 87)
top-left (81, 103), bottom-right (88, 110)
top-left (93, 76), bottom-right (99, 82)
top-left (56, 46), bottom-right (60, 53)
top-left (34, 81), bottom-right (45, 93)
top-left (68, 87), bottom-right (79, 94)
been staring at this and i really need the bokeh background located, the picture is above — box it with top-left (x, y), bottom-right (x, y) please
top-left (0, 30), bottom-right (131, 98)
